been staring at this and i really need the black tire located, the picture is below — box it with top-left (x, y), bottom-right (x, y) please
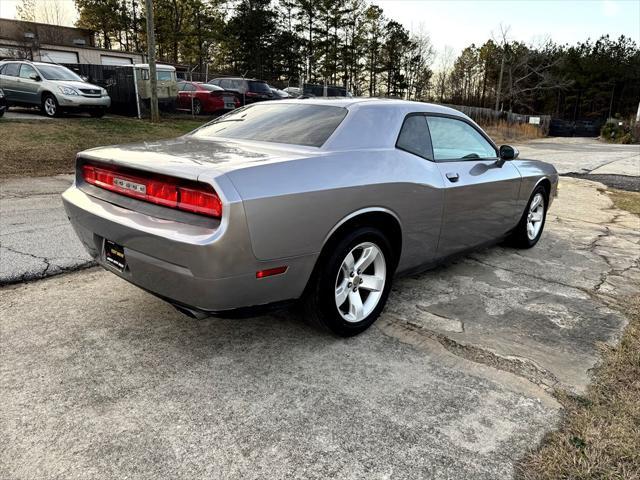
top-left (303, 226), bottom-right (395, 337)
top-left (192, 99), bottom-right (202, 115)
top-left (89, 109), bottom-right (106, 118)
top-left (506, 185), bottom-right (548, 249)
top-left (41, 94), bottom-right (59, 117)
top-left (0, 108), bottom-right (5, 118)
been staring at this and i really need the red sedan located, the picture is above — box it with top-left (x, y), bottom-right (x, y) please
top-left (177, 81), bottom-right (240, 115)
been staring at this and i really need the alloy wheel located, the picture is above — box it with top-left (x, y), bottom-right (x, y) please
top-left (335, 242), bottom-right (386, 323)
top-left (526, 193), bottom-right (545, 240)
top-left (44, 97), bottom-right (56, 116)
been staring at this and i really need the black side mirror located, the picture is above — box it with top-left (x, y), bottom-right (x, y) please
top-left (499, 144), bottom-right (519, 160)
top-left (29, 73), bottom-right (41, 82)
top-left (496, 145), bottom-right (519, 167)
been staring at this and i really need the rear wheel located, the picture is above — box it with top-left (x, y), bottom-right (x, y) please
top-left (41, 94), bottom-right (59, 117)
top-left (192, 99), bottom-right (202, 115)
top-left (304, 226), bottom-right (395, 337)
top-left (506, 185), bottom-right (548, 248)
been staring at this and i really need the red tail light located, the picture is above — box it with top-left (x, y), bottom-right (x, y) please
top-left (82, 163), bottom-right (222, 218)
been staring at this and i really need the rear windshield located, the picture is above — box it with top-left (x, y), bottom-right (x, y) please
top-left (248, 81), bottom-right (271, 94)
top-left (199, 83), bottom-right (223, 91)
top-left (192, 103), bottom-right (347, 147)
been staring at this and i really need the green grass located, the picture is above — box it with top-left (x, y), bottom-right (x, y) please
top-left (0, 116), bottom-right (205, 178)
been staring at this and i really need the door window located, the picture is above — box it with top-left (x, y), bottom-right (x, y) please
top-left (426, 116), bottom-right (496, 161)
top-left (2, 63), bottom-right (20, 77)
top-left (184, 83), bottom-right (196, 92)
top-left (396, 115), bottom-right (432, 160)
top-left (19, 64), bottom-right (38, 79)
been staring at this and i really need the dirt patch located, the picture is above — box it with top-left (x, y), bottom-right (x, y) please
top-left (0, 117), bottom-right (204, 178)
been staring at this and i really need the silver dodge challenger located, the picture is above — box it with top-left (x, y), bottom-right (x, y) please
top-left (63, 99), bottom-right (558, 336)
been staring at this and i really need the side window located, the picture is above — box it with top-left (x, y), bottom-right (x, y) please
top-left (426, 116), bottom-right (496, 161)
top-left (177, 82), bottom-right (186, 91)
top-left (219, 79), bottom-right (231, 89)
top-left (19, 64), bottom-right (38, 79)
top-left (210, 79), bottom-right (220, 86)
top-left (3, 63), bottom-right (20, 77)
top-left (396, 115), bottom-right (433, 160)
top-left (232, 80), bottom-right (244, 91)
top-left (185, 83), bottom-right (196, 92)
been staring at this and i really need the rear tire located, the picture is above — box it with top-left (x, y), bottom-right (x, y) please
top-left (303, 226), bottom-right (395, 337)
top-left (192, 99), bottom-right (202, 115)
top-left (41, 94), bottom-right (59, 118)
top-left (506, 185), bottom-right (548, 249)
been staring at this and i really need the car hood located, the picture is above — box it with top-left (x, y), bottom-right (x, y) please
top-left (77, 135), bottom-right (322, 181)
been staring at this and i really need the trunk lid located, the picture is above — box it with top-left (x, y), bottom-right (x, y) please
top-left (77, 135), bottom-right (320, 181)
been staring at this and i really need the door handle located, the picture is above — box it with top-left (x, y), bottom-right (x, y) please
top-left (446, 172), bottom-right (460, 183)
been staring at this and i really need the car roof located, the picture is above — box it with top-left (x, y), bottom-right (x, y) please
top-left (212, 77), bottom-right (265, 82)
top-left (274, 97), bottom-right (466, 116)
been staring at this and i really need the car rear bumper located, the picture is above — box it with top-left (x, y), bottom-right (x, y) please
top-left (62, 184), bottom-right (315, 313)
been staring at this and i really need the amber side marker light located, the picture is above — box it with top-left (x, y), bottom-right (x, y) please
top-left (256, 266), bottom-right (288, 279)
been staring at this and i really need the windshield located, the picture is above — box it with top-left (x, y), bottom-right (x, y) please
top-left (36, 65), bottom-right (83, 81)
top-left (192, 103), bottom-right (348, 147)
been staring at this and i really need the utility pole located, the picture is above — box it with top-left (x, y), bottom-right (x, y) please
top-left (144, 0), bottom-right (159, 122)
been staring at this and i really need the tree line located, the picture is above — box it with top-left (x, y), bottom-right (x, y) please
top-left (15, 0), bottom-right (640, 119)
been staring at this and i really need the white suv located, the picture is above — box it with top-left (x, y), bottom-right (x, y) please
top-left (0, 60), bottom-right (111, 117)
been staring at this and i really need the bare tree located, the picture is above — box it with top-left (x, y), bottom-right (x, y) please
top-left (434, 45), bottom-right (454, 102)
top-left (492, 23), bottom-right (510, 111)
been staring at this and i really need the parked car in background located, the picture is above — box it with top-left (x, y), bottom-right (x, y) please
top-left (0, 88), bottom-right (7, 117)
top-left (63, 99), bottom-right (558, 337)
top-left (268, 85), bottom-right (290, 99)
top-left (283, 86), bottom-right (303, 98)
top-left (128, 64), bottom-right (178, 111)
top-left (177, 81), bottom-right (240, 114)
top-left (0, 60), bottom-right (110, 117)
top-left (208, 77), bottom-right (274, 105)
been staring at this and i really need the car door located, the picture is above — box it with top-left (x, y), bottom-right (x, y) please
top-left (0, 62), bottom-right (21, 102)
top-left (426, 115), bottom-right (521, 257)
top-left (17, 64), bottom-right (41, 106)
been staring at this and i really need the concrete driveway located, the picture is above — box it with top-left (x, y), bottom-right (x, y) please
top-left (1, 138), bottom-right (639, 479)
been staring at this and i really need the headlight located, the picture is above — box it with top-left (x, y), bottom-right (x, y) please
top-left (58, 86), bottom-right (79, 96)
top-left (100, 87), bottom-right (108, 96)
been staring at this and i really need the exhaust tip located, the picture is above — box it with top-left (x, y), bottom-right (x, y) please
top-left (172, 304), bottom-right (210, 320)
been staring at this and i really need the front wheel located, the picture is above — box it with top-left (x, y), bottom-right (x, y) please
top-left (41, 94), bottom-right (59, 117)
top-left (506, 186), bottom-right (548, 248)
top-left (304, 227), bottom-right (395, 337)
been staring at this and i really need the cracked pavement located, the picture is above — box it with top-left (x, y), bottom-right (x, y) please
top-left (0, 175), bottom-right (94, 284)
top-left (1, 139), bottom-right (639, 479)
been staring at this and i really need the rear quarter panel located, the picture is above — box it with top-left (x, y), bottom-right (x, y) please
top-left (221, 149), bottom-right (446, 272)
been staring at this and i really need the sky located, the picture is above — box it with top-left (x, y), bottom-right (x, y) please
top-left (1, 0), bottom-right (639, 56)
top-left (372, 0), bottom-right (640, 54)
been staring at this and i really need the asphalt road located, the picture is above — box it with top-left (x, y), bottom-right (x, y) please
top-left (1, 138), bottom-right (639, 479)
top-left (0, 175), bottom-right (93, 284)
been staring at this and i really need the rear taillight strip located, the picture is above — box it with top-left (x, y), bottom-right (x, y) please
top-left (81, 163), bottom-right (222, 218)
